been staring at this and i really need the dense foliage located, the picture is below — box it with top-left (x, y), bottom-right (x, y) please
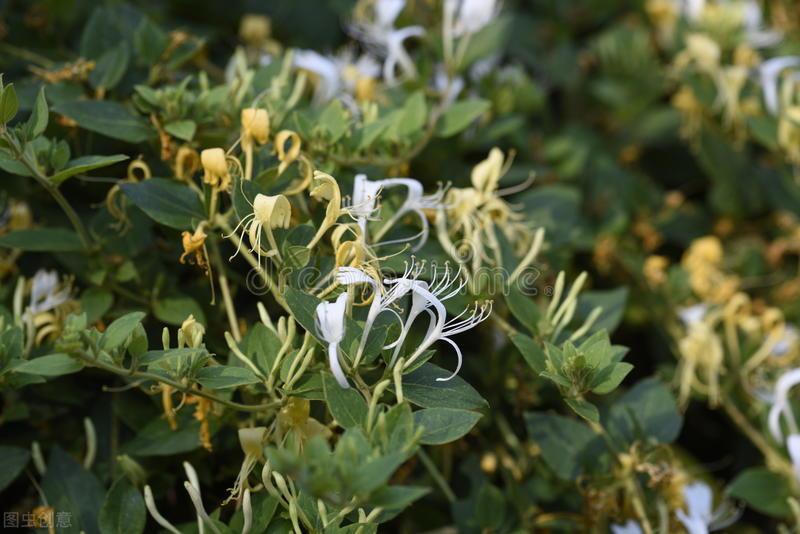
top-left (3, 0), bottom-right (800, 532)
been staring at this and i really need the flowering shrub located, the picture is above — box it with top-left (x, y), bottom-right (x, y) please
top-left (2, 0), bottom-right (800, 532)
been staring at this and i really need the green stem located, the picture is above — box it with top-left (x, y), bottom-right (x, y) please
top-left (75, 352), bottom-right (279, 413)
top-left (2, 132), bottom-right (92, 249)
top-left (417, 448), bottom-right (456, 503)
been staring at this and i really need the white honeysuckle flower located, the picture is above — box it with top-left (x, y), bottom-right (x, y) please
top-left (772, 324), bottom-right (799, 357)
top-left (610, 520), bottom-right (643, 534)
top-left (183, 462), bottom-right (205, 534)
top-left (433, 64), bottom-right (465, 108)
top-left (768, 367), bottom-right (800, 441)
top-left (676, 481), bottom-right (740, 534)
top-left (375, 178), bottom-right (447, 250)
top-left (388, 264), bottom-right (491, 379)
top-left (293, 49), bottom-right (342, 104)
top-left (741, 1), bottom-right (782, 49)
top-left (336, 263), bottom-right (420, 365)
top-left (315, 292), bottom-right (350, 388)
top-left (681, 0), bottom-right (706, 21)
top-left (759, 56), bottom-right (800, 115)
top-left (143, 485), bottom-right (181, 534)
top-left (678, 303), bottom-right (709, 327)
top-left (350, 0), bottom-right (424, 85)
top-left (786, 434), bottom-right (800, 483)
top-left (449, 0), bottom-right (499, 37)
top-left (346, 174), bottom-right (383, 238)
top-left (28, 270), bottom-right (70, 315)
top-left (294, 48), bottom-right (381, 106)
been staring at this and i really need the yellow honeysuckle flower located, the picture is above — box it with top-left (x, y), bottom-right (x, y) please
top-left (227, 193), bottom-right (292, 265)
top-left (179, 227), bottom-right (208, 272)
top-left (307, 171), bottom-right (343, 249)
top-left (201, 147), bottom-right (231, 190)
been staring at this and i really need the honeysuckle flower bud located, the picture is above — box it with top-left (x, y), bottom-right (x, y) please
top-left (242, 488), bottom-right (253, 534)
top-left (759, 56), bottom-right (800, 115)
top-left (144, 485), bottom-right (181, 534)
top-left (28, 270), bottom-right (70, 315)
top-left (239, 14), bottom-right (271, 46)
top-left (241, 108), bottom-right (270, 149)
top-left (315, 292), bottom-right (350, 388)
top-left (226, 427), bottom-right (267, 504)
top-left (180, 315), bottom-right (205, 348)
top-left (201, 148), bottom-right (231, 190)
top-left (675, 481), bottom-right (740, 534)
top-left (610, 521), bottom-right (643, 534)
top-left (374, 178), bottom-right (446, 250)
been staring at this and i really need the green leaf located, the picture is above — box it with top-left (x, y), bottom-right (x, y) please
top-left (475, 484), bottom-right (507, 530)
top-left (413, 408), bottom-right (482, 445)
top-left (0, 83), bottom-right (19, 123)
top-left (133, 18), bottom-right (169, 66)
top-left (164, 119), bottom-right (196, 141)
top-left (24, 86), bottom-right (49, 139)
top-left (0, 228), bottom-right (84, 251)
top-left (397, 363), bottom-right (488, 411)
top-left (195, 365), bottom-right (260, 389)
top-left (89, 44), bottom-right (130, 91)
top-left (53, 100), bottom-right (152, 143)
top-left (0, 446), bottom-right (30, 491)
top-left (81, 288), bottom-right (114, 324)
top-left (396, 91), bottom-right (427, 137)
top-left (100, 311), bottom-right (146, 351)
top-left (120, 178), bottom-right (205, 230)
top-left (51, 154), bottom-right (129, 186)
top-left (153, 296), bottom-right (206, 326)
top-left (605, 377), bottom-right (683, 445)
top-left (122, 415), bottom-right (203, 456)
top-left (14, 353), bottom-right (83, 376)
top-left (283, 287), bottom-right (322, 338)
top-left (98, 478), bottom-right (146, 534)
top-left (41, 447), bottom-right (105, 534)
top-left (576, 287), bottom-right (628, 335)
top-left (564, 397), bottom-right (599, 423)
top-left (525, 412), bottom-right (598, 480)
top-left (436, 98), bottom-right (490, 137)
top-left (728, 468), bottom-right (792, 517)
top-left (505, 285), bottom-right (540, 334)
top-left (590, 362), bottom-right (633, 394)
top-left (510, 333), bottom-right (546, 374)
top-left (370, 485), bottom-right (430, 510)
top-left (323, 372), bottom-right (368, 429)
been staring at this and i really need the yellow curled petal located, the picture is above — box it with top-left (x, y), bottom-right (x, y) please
top-left (275, 130), bottom-right (301, 174)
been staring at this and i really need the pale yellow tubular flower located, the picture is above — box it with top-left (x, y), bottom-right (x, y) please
top-left (307, 171), bottom-right (343, 250)
top-left (275, 130), bottom-right (302, 175)
top-left (250, 194), bottom-right (292, 263)
top-left (677, 309), bottom-right (724, 407)
top-left (226, 427), bottom-right (267, 505)
top-left (241, 108), bottom-right (270, 180)
top-left (201, 148), bottom-right (232, 190)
